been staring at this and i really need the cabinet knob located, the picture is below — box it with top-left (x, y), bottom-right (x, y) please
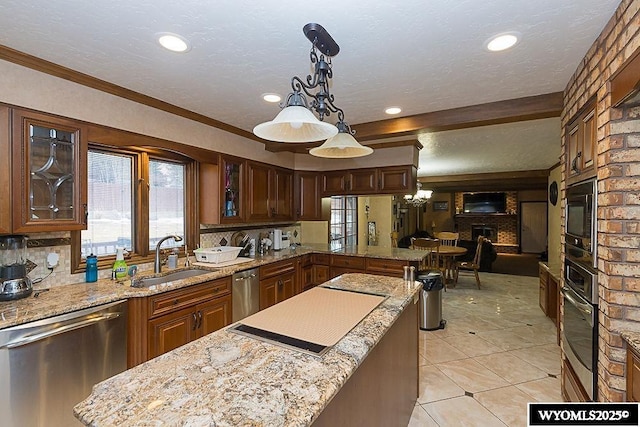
top-left (173, 299), bottom-right (179, 305)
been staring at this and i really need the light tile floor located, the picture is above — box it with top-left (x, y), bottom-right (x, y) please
top-left (409, 271), bottom-right (561, 426)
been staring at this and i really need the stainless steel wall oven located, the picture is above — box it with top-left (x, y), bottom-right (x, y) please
top-left (565, 178), bottom-right (597, 271)
top-left (562, 260), bottom-right (597, 400)
top-left (563, 178), bottom-right (598, 401)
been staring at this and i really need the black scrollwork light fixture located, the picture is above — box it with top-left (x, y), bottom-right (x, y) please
top-left (253, 23), bottom-right (373, 158)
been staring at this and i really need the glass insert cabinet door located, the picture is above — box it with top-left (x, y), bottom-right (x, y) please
top-left (219, 154), bottom-right (244, 222)
top-left (12, 110), bottom-right (88, 232)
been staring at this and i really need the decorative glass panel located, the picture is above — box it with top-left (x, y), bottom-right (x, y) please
top-left (81, 151), bottom-right (133, 257)
top-left (222, 160), bottom-right (241, 218)
top-left (28, 125), bottom-right (76, 220)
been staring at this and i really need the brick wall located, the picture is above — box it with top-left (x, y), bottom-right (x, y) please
top-left (454, 192), bottom-right (518, 253)
top-left (561, 0), bottom-right (640, 402)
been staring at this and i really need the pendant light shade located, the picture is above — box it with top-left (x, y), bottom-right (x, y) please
top-left (253, 105), bottom-right (338, 143)
top-left (309, 131), bottom-right (373, 158)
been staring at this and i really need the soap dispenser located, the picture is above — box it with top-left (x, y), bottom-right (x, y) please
top-left (112, 248), bottom-right (128, 280)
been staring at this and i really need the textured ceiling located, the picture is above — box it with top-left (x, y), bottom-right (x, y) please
top-left (0, 0), bottom-right (621, 176)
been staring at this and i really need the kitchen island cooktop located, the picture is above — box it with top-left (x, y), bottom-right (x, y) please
top-left (74, 273), bottom-right (420, 426)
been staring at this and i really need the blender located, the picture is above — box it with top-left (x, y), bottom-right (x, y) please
top-left (0, 235), bottom-right (33, 301)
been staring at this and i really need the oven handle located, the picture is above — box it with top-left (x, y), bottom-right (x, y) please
top-left (561, 285), bottom-right (593, 317)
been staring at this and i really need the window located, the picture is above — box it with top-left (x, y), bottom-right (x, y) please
top-left (148, 159), bottom-right (185, 249)
top-left (72, 145), bottom-right (195, 272)
top-left (330, 196), bottom-right (357, 250)
top-left (81, 150), bottom-right (133, 257)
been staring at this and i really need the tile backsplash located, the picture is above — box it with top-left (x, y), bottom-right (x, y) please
top-left (13, 224), bottom-right (304, 289)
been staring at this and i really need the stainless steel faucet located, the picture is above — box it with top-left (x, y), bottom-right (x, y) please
top-left (154, 235), bottom-right (183, 273)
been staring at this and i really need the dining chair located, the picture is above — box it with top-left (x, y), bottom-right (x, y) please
top-left (434, 231), bottom-right (459, 247)
top-left (455, 236), bottom-right (485, 289)
top-left (411, 238), bottom-right (446, 289)
top-left (390, 231), bottom-right (398, 248)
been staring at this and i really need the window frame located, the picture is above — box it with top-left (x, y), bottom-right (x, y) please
top-left (329, 195), bottom-right (358, 249)
top-left (71, 143), bottom-right (197, 273)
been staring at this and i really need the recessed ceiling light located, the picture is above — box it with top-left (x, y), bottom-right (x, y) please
top-left (156, 32), bottom-right (191, 53)
top-left (262, 93), bottom-right (282, 103)
top-left (485, 32), bottom-right (521, 52)
top-left (385, 107), bottom-right (402, 115)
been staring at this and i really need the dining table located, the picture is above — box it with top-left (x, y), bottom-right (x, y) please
top-left (438, 245), bottom-right (468, 284)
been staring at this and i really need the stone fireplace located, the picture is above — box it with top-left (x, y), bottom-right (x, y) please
top-left (472, 224), bottom-right (497, 241)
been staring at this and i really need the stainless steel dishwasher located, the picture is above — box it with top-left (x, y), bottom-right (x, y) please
top-left (232, 268), bottom-right (260, 322)
top-left (0, 300), bottom-right (127, 427)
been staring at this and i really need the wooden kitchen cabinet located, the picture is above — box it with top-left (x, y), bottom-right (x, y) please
top-left (219, 154), bottom-right (245, 223)
top-left (246, 162), bottom-right (294, 222)
top-left (294, 171), bottom-right (322, 220)
top-left (567, 100), bottom-right (597, 185)
top-left (348, 168), bottom-right (378, 194)
top-left (272, 167), bottom-right (293, 221)
top-left (0, 106), bottom-right (11, 233)
top-left (298, 254), bottom-right (314, 292)
top-left (379, 165), bottom-right (416, 193)
top-left (539, 265), bottom-right (548, 314)
top-left (539, 264), bottom-right (559, 323)
top-left (11, 108), bottom-right (88, 232)
top-left (321, 165), bottom-right (416, 196)
top-left (366, 257), bottom-right (411, 278)
top-left (627, 346), bottom-right (640, 402)
top-left (259, 258), bottom-right (297, 309)
top-left (330, 254), bottom-right (366, 278)
top-left (246, 161), bottom-right (271, 222)
top-left (128, 277), bottom-right (232, 365)
top-left (199, 162), bottom-right (220, 225)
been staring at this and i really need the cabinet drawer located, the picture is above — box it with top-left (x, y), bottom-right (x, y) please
top-left (331, 255), bottom-right (366, 269)
top-left (260, 258), bottom-right (296, 279)
top-left (148, 277), bottom-right (230, 318)
top-left (366, 258), bottom-right (407, 276)
top-left (312, 253), bottom-right (330, 265)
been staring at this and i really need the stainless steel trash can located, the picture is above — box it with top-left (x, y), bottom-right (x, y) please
top-left (417, 271), bottom-right (446, 330)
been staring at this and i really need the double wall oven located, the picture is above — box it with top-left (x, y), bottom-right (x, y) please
top-left (562, 178), bottom-right (598, 400)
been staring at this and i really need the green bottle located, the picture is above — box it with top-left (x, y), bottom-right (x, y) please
top-left (113, 248), bottom-right (128, 280)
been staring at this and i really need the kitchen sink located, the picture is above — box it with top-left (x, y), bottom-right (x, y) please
top-left (132, 269), bottom-right (210, 288)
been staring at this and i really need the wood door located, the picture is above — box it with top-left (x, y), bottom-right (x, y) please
top-left (148, 307), bottom-right (196, 358)
top-left (0, 106), bottom-right (11, 233)
top-left (12, 108), bottom-right (88, 232)
top-left (322, 171), bottom-right (347, 196)
top-left (277, 271), bottom-right (296, 303)
top-left (302, 265), bottom-right (313, 291)
top-left (348, 168), bottom-right (378, 194)
top-left (246, 161), bottom-right (272, 222)
top-left (379, 166), bottom-right (414, 193)
top-left (627, 348), bottom-right (640, 402)
top-left (259, 276), bottom-right (278, 310)
top-left (219, 154), bottom-right (244, 223)
top-left (521, 202), bottom-right (547, 253)
top-left (568, 123), bottom-right (580, 177)
top-left (582, 108), bottom-right (596, 170)
top-left (312, 265), bottom-right (330, 285)
top-left (199, 162), bottom-right (220, 225)
top-left (295, 171), bottom-right (321, 220)
top-left (272, 167), bottom-right (294, 221)
top-left (196, 294), bottom-right (231, 338)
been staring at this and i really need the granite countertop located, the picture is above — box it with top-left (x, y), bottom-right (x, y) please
top-left (621, 331), bottom-right (640, 354)
top-left (539, 261), bottom-right (561, 281)
top-left (74, 273), bottom-right (421, 426)
top-left (0, 245), bottom-right (425, 330)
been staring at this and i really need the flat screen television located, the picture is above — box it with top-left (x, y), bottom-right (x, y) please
top-left (463, 192), bottom-right (507, 213)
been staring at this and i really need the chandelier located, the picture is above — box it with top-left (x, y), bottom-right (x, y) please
top-left (253, 23), bottom-right (373, 158)
top-left (404, 182), bottom-right (433, 207)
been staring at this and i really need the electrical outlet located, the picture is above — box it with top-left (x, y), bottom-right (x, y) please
top-left (46, 252), bottom-right (59, 269)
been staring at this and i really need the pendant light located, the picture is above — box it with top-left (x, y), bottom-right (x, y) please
top-left (253, 23), bottom-right (373, 158)
top-left (309, 119), bottom-right (373, 158)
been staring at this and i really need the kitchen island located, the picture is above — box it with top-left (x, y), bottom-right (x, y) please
top-left (74, 273), bottom-right (420, 426)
